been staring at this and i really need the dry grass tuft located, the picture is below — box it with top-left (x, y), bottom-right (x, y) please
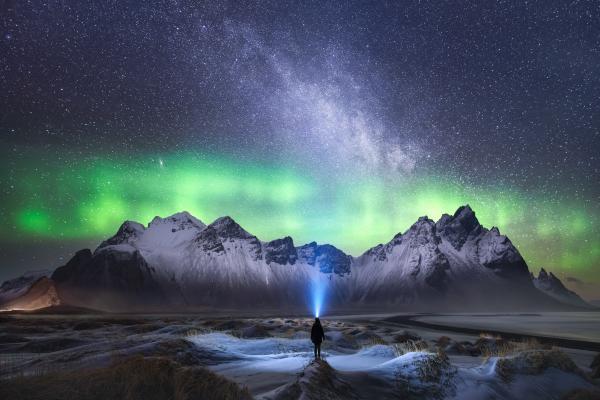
top-left (183, 328), bottom-right (202, 338)
top-left (479, 337), bottom-right (548, 360)
top-left (365, 336), bottom-right (388, 346)
top-left (415, 352), bottom-right (451, 384)
top-left (393, 330), bottom-right (421, 344)
top-left (0, 356), bottom-right (252, 400)
top-left (435, 336), bottom-right (452, 348)
top-left (392, 339), bottom-right (429, 357)
top-left (392, 351), bottom-right (456, 399)
top-left (495, 349), bottom-right (582, 383)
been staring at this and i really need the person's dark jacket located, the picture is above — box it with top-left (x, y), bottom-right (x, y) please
top-left (311, 321), bottom-right (325, 344)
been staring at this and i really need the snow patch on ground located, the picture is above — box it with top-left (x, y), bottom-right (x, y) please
top-left (187, 332), bottom-right (599, 399)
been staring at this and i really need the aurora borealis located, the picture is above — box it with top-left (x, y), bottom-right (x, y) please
top-left (3, 148), bottom-right (599, 298)
top-left (1, 1), bottom-right (599, 299)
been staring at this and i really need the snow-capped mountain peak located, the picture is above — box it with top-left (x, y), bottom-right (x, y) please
top-left (404, 216), bottom-right (439, 246)
top-left (96, 211), bottom-right (208, 260)
top-left (97, 220), bottom-right (145, 250)
top-left (148, 211), bottom-right (206, 230)
top-left (436, 204), bottom-right (483, 250)
top-left (209, 216), bottom-right (255, 239)
top-left (2, 205), bottom-right (590, 312)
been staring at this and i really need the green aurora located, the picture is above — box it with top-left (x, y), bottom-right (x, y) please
top-left (2, 149), bottom-right (598, 293)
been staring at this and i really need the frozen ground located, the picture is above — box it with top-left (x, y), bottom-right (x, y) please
top-left (0, 313), bottom-right (599, 399)
top-left (187, 330), bottom-right (597, 399)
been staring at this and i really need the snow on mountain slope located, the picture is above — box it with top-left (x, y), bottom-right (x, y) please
top-left (532, 268), bottom-right (592, 309)
top-left (0, 270), bottom-right (51, 304)
top-left (162, 217), bottom-right (340, 308)
top-left (95, 206), bottom-right (567, 310)
top-left (1, 206), bottom-right (584, 311)
top-left (348, 216), bottom-right (450, 304)
top-left (86, 212), bottom-right (342, 308)
top-left (345, 206), bottom-right (546, 309)
top-left (97, 211), bottom-right (206, 256)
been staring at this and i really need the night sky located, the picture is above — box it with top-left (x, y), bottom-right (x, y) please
top-left (1, 1), bottom-right (599, 299)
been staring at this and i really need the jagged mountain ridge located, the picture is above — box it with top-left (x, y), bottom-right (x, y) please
top-left (0, 206), bottom-right (590, 312)
top-left (532, 268), bottom-right (592, 309)
top-left (0, 270), bottom-right (52, 304)
top-left (48, 212), bottom-right (353, 310)
top-left (0, 277), bottom-right (60, 311)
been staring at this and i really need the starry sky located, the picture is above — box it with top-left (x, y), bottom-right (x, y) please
top-left (1, 1), bottom-right (599, 299)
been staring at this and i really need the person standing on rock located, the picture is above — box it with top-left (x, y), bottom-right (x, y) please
top-left (311, 317), bottom-right (325, 359)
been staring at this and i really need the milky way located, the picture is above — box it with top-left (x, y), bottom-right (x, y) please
top-left (1, 1), bottom-right (599, 298)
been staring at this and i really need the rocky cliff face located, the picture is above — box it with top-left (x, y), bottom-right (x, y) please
top-left (51, 246), bottom-right (165, 310)
top-left (0, 206), bottom-right (586, 312)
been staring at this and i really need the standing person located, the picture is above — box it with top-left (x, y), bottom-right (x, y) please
top-left (310, 317), bottom-right (325, 359)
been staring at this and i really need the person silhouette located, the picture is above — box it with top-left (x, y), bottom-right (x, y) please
top-left (310, 317), bottom-right (325, 359)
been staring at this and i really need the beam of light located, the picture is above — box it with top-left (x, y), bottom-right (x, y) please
top-left (311, 276), bottom-right (326, 318)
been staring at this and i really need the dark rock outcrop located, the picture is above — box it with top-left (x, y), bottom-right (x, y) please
top-left (264, 236), bottom-right (297, 265)
top-left (51, 246), bottom-right (164, 310)
top-left (436, 205), bottom-right (482, 250)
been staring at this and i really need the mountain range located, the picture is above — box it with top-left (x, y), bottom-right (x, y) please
top-left (0, 205), bottom-right (593, 312)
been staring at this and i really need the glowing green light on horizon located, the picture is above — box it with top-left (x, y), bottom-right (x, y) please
top-left (2, 150), bottom-right (599, 289)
